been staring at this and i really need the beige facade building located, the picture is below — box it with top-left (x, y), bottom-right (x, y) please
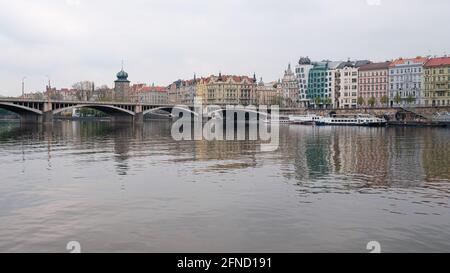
top-left (204, 73), bottom-right (257, 105)
top-left (169, 74), bottom-right (257, 106)
top-left (281, 64), bottom-right (299, 107)
top-left (337, 64), bottom-right (359, 108)
top-left (168, 77), bottom-right (197, 105)
top-left (196, 77), bottom-right (208, 104)
top-left (256, 78), bottom-right (282, 106)
top-left (131, 84), bottom-right (168, 104)
top-left (336, 60), bottom-right (371, 108)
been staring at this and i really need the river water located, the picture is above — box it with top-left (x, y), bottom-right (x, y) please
top-left (0, 120), bottom-right (449, 252)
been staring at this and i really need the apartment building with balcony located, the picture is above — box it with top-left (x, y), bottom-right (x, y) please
top-left (388, 57), bottom-right (428, 106)
top-left (423, 57), bottom-right (450, 106)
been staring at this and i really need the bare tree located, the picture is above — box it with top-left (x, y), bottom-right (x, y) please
top-left (95, 85), bottom-right (113, 102)
top-left (72, 81), bottom-right (95, 101)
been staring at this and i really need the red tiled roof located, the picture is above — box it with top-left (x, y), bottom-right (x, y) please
top-left (208, 74), bottom-right (254, 83)
top-left (132, 84), bottom-right (168, 93)
top-left (172, 75), bottom-right (255, 85)
top-left (424, 57), bottom-right (450, 68)
top-left (153, 86), bottom-right (167, 92)
top-left (389, 56), bottom-right (428, 67)
top-left (358, 61), bottom-right (391, 71)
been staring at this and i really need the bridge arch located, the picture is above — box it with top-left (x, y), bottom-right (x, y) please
top-left (328, 111), bottom-right (337, 117)
top-left (52, 104), bottom-right (135, 116)
top-left (0, 102), bottom-right (43, 115)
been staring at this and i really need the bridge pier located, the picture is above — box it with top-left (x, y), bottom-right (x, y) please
top-left (133, 105), bottom-right (144, 124)
top-left (134, 112), bottom-right (144, 124)
top-left (42, 111), bottom-right (53, 123)
top-left (42, 101), bottom-right (53, 123)
top-left (110, 113), bottom-right (134, 123)
top-left (20, 113), bottom-right (42, 123)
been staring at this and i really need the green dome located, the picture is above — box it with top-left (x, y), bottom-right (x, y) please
top-left (116, 69), bottom-right (129, 80)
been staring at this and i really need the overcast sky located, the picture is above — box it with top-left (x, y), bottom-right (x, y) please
top-left (0, 0), bottom-right (449, 96)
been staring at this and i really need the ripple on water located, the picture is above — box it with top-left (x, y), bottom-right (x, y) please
top-left (0, 122), bottom-right (449, 252)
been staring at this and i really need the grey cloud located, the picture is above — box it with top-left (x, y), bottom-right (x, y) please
top-left (0, 0), bottom-right (449, 96)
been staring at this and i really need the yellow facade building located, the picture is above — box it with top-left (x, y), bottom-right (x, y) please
top-left (423, 57), bottom-right (450, 106)
top-left (169, 74), bottom-right (257, 106)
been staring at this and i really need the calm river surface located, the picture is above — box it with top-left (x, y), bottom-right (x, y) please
top-left (0, 120), bottom-right (449, 252)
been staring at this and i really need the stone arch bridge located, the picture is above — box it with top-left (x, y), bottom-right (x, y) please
top-left (0, 98), bottom-right (195, 123)
top-left (1, 98), bottom-right (449, 123)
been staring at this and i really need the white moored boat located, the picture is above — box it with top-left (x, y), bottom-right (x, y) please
top-left (263, 115), bottom-right (292, 124)
top-left (288, 114), bottom-right (322, 125)
top-left (315, 114), bottom-right (387, 127)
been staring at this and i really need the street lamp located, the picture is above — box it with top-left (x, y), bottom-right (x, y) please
top-left (45, 75), bottom-right (52, 100)
top-left (46, 75), bottom-right (51, 89)
top-left (22, 77), bottom-right (26, 97)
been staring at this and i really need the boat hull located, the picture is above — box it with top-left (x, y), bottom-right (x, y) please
top-left (315, 121), bottom-right (387, 127)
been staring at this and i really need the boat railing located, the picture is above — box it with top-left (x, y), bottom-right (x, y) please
top-left (330, 114), bottom-right (374, 118)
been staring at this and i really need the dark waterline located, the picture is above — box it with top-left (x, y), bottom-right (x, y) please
top-left (0, 120), bottom-right (449, 252)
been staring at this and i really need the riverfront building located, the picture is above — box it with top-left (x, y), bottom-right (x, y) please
top-left (295, 57), bottom-right (314, 108)
top-left (327, 61), bottom-right (343, 108)
top-left (204, 73), bottom-right (257, 105)
top-left (335, 60), bottom-right (371, 108)
top-left (307, 61), bottom-right (330, 108)
top-left (168, 74), bottom-right (257, 106)
top-left (131, 84), bottom-right (168, 104)
top-left (256, 78), bottom-right (282, 106)
top-left (168, 77), bottom-right (198, 105)
top-left (282, 64), bottom-right (299, 107)
top-left (336, 61), bottom-right (358, 108)
top-left (358, 61), bottom-right (391, 107)
top-left (195, 77), bottom-right (208, 105)
top-left (388, 57), bottom-right (428, 106)
top-left (423, 57), bottom-right (450, 106)
top-left (306, 60), bottom-right (348, 108)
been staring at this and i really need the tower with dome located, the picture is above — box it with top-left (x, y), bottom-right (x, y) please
top-left (114, 63), bottom-right (130, 102)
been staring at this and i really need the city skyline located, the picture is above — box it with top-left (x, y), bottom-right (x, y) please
top-left (1, 0), bottom-right (450, 96)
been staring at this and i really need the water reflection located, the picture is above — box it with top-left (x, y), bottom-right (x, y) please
top-left (0, 121), bottom-right (449, 189)
top-left (0, 121), bottom-right (449, 252)
top-left (275, 126), bottom-right (450, 188)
